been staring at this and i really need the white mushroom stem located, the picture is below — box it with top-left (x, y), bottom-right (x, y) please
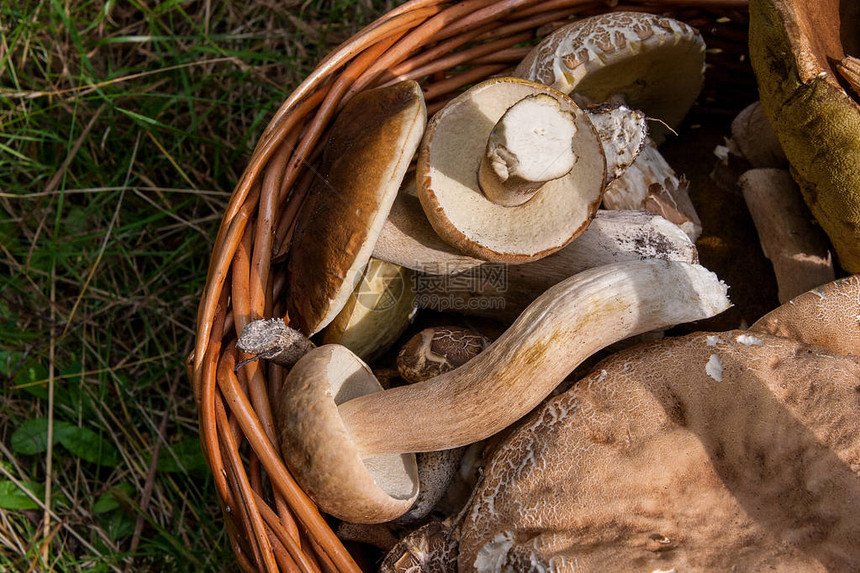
top-left (478, 94), bottom-right (578, 206)
top-left (373, 192), bottom-right (696, 277)
top-left (739, 168), bottom-right (835, 303)
top-left (336, 260), bottom-right (729, 457)
top-left (400, 208), bottom-right (698, 323)
top-left (837, 55), bottom-right (860, 96)
top-left (729, 101), bottom-right (787, 168)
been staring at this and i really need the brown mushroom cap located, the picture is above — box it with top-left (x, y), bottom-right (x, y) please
top-left (396, 325), bottom-right (491, 384)
top-left (416, 77), bottom-right (605, 263)
top-left (751, 275), bottom-right (860, 356)
top-left (287, 80), bottom-right (426, 335)
top-left (459, 330), bottom-right (860, 571)
top-left (515, 12), bottom-right (705, 143)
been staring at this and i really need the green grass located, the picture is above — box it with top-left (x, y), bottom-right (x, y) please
top-left (0, 1), bottom-right (399, 570)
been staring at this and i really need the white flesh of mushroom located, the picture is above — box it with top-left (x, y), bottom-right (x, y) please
top-left (479, 93), bottom-right (578, 206)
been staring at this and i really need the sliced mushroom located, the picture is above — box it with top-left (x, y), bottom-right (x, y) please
top-left (274, 260), bottom-right (730, 522)
top-left (416, 77), bottom-right (606, 263)
top-left (287, 80), bottom-right (426, 335)
top-left (459, 329), bottom-right (860, 570)
top-left (322, 258), bottom-right (417, 363)
top-left (750, 0), bottom-right (860, 272)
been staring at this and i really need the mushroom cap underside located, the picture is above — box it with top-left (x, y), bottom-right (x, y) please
top-left (276, 344), bottom-right (418, 523)
top-left (417, 77), bottom-right (605, 263)
top-left (514, 11), bottom-right (705, 143)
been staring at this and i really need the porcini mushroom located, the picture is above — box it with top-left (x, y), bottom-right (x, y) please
top-left (750, 0), bottom-right (860, 272)
top-left (751, 275), bottom-right (860, 356)
top-left (287, 80), bottom-right (426, 335)
top-left (416, 77), bottom-right (606, 263)
top-left (514, 12), bottom-right (705, 238)
top-left (275, 260), bottom-right (730, 523)
top-left (514, 11), bottom-right (705, 144)
top-left (458, 282), bottom-right (860, 571)
top-left (396, 326), bottom-right (491, 384)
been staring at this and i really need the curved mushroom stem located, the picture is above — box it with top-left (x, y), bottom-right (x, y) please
top-left (337, 260), bottom-right (730, 457)
top-left (478, 94), bottom-right (577, 206)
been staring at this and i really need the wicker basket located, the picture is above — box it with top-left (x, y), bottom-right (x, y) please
top-left (191, 1), bottom-right (754, 571)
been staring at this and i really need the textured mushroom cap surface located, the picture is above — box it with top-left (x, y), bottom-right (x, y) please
top-left (458, 331), bottom-right (860, 572)
top-left (751, 275), bottom-right (860, 356)
top-left (514, 12), bottom-right (705, 143)
top-left (750, 0), bottom-right (860, 272)
top-left (276, 344), bottom-right (418, 523)
top-left (417, 77), bottom-right (605, 263)
top-left (287, 80), bottom-right (426, 334)
top-left (397, 326), bottom-right (491, 384)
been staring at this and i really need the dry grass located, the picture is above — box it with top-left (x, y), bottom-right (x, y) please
top-left (0, 1), bottom-right (398, 570)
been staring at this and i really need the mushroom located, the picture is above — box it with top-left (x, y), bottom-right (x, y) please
top-left (750, 0), bottom-right (860, 272)
top-left (394, 325), bottom-right (491, 523)
top-left (514, 12), bottom-right (706, 239)
top-left (274, 260), bottom-right (730, 523)
top-left (514, 11), bottom-right (705, 144)
top-left (380, 519), bottom-right (459, 573)
top-left (585, 103), bottom-right (647, 183)
top-left (603, 139), bottom-right (702, 240)
top-left (457, 278), bottom-right (860, 571)
top-left (287, 80), bottom-right (426, 335)
top-left (322, 258), bottom-right (417, 363)
top-left (236, 317), bottom-right (315, 369)
top-left (728, 101), bottom-right (788, 169)
top-left (750, 275), bottom-right (860, 356)
top-left (416, 77), bottom-right (606, 263)
top-left (739, 168), bottom-right (835, 303)
top-left (396, 326), bottom-right (491, 384)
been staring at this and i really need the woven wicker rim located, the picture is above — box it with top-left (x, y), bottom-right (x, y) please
top-left (191, 1), bottom-right (752, 571)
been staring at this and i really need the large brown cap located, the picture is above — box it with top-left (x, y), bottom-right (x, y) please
top-left (459, 330), bottom-right (860, 571)
top-left (515, 11), bottom-right (705, 143)
top-left (416, 77), bottom-right (605, 263)
top-left (287, 80), bottom-right (426, 335)
top-left (751, 275), bottom-right (860, 356)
